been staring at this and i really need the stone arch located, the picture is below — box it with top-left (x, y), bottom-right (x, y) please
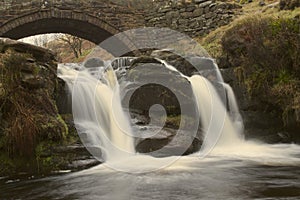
top-left (0, 9), bottom-right (133, 56)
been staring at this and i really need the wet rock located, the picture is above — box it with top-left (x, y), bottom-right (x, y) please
top-left (135, 127), bottom-right (202, 157)
top-left (0, 38), bottom-right (56, 64)
top-left (84, 57), bottom-right (104, 68)
top-left (259, 0), bottom-right (266, 6)
top-left (150, 50), bottom-right (196, 76)
top-left (56, 78), bottom-right (72, 114)
top-left (123, 58), bottom-right (197, 118)
top-left (150, 49), bottom-right (221, 79)
top-left (67, 159), bottom-right (100, 171)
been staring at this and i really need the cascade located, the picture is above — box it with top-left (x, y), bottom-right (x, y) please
top-left (58, 64), bottom-right (135, 162)
top-left (189, 75), bottom-right (243, 155)
top-left (58, 57), bottom-right (245, 161)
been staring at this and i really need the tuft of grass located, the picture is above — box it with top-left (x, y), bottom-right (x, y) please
top-left (200, 6), bottom-right (300, 127)
top-left (0, 49), bottom-right (68, 158)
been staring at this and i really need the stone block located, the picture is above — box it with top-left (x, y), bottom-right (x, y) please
top-left (193, 8), bottom-right (204, 17)
top-left (199, 1), bottom-right (212, 8)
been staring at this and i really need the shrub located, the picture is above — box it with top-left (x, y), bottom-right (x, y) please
top-left (221, 13), bottom-right (300, 125)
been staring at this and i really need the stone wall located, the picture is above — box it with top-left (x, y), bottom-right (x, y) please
top-left (0, 0), bottom-right (241, 43)
top-left (145, 0), bottom-right (241, 37)
top-left (0, 0), bottom-right (145, 30)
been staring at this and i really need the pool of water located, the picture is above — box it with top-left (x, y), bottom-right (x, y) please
top-left (1, 152), bottom-right (300, 200)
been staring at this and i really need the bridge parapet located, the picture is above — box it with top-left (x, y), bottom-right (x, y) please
top-left (0, 0), bottom-right (144, 33)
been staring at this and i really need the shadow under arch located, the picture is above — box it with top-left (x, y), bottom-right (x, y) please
top-left (0, 9), bottom-right (135, 56)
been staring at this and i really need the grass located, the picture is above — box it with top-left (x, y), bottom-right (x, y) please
top-left (198, 3), bottom-right (300, 128)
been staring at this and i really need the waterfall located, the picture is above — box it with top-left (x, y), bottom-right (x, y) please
top-left (156, 57), bottom-right (244, 153)
top-left (58, 64), bottom-right (135, 162)
top-left (55, 56), bottom-right (300, 174)
top-left (58, 56), bottom-right (246, 162)
top-left (222, 83), bottom-right (244, 136)
top-left (189, 76), bottom-right (243, 155)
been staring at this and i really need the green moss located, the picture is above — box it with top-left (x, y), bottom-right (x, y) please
top-left (197, 29), bottom-right (225, 58)
top-left (35, 142), bottom-right (58, 173)
top-left (56, 114), bottom-right (69, 138)
top-left (32, 65), bottom-right (41, 78)
top-left (0, 42), bottom-right (73, 176)
top-left (275, 70), bottom-right (295, 84)
top-left (200, 8), bottom-right (300, 128)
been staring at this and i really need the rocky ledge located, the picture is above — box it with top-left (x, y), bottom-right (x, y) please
top-left (0, 38), bottom-right (99, 178)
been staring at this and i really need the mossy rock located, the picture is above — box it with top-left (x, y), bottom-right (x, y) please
top-left (201, 10), bottom-right (300, 142)
top-left (0, 38), bottom-right (78, 177)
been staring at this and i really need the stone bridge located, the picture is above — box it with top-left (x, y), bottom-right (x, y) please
top-left (0, 0), bottom-right (145, 55)
top-left (0, 0), bottom-right (240, 55)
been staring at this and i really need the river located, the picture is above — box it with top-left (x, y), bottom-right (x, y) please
top-left (1, 58), bottom-right (300, 199)
top-left (1, 150), bottom-right (300, 199)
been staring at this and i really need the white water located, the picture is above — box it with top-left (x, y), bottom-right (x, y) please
top-left (2, 59), bottom-right (300, 199)
top-left (58, 64), bottom-right (135, 162)
top-left (223, 83), bottom-right (244, 135)
top-left (58, 60), bottom-right (300, 173)
top-left (189, 75), bottom-right (243, 156)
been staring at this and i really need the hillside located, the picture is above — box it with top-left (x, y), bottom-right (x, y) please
top-left (200, 0), bottom-right (300, 142)
top-left (47, 39), bottom-right (113, 63)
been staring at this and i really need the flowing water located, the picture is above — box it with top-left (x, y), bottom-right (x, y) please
top-left (1, 60), bottom-right (300, 199)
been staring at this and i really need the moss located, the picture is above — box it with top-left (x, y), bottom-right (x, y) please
top-left (0, 151), bottom-right (41, 176)
top-left (0, 42), bottom-right (73, 176)
top-left (200, 7), bottom-right (300, 133)
top-left (35, 142), bottom-right (60, 173)
top-left (275, 69), bottom-right (296, 84)
top-left (56, 114), bottom-right (69, 139)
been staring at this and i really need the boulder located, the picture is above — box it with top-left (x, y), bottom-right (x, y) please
top-left (84, 57), bottom-right (104, 68)
top-left (151, 50), bottom-right (196, 76)
top-left (0, 38), bottom-right (73, 177)
top-left (135, 127), bottom-right (202, 157)
top-left (122, 57), bottom-right (198, 120)
top-left (0, 38), bottom-right (56, 65)
top-left (121, 56), bottom-right (202, 155)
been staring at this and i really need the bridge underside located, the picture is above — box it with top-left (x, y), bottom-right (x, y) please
top-left (0, 18), bottom-right (133, 56)
top-left (2, 18), bottom-right (112, 44)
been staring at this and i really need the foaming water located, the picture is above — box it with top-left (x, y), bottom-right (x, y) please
top-left (188, 74), bottom-right (300, 165)
top-left (1, 60), bottom-right (300, 200)
top-left (100, 143), bottom-right (300, 174)
top-left (58, 64), bottom-right (135, 162)
top-left (221, 82), bottom-right (244, 134)
top-left (189, 75), bottom-right (243, 155)
top-left (58, 61), bottom-right (300, 172)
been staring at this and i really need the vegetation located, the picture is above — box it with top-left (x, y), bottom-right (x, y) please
top-left (0, 47), bottom-right (70, 176)
top-left (0, 0), bottom-right (299, 177)
top-left (58, 35), bottom-right (84, 59)
top-left (201, 5), bottom-right (300, 129)
top-left (223, 12), bottom-right (299, 125)
top-left (46, 36), bottom-right (114, 63)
